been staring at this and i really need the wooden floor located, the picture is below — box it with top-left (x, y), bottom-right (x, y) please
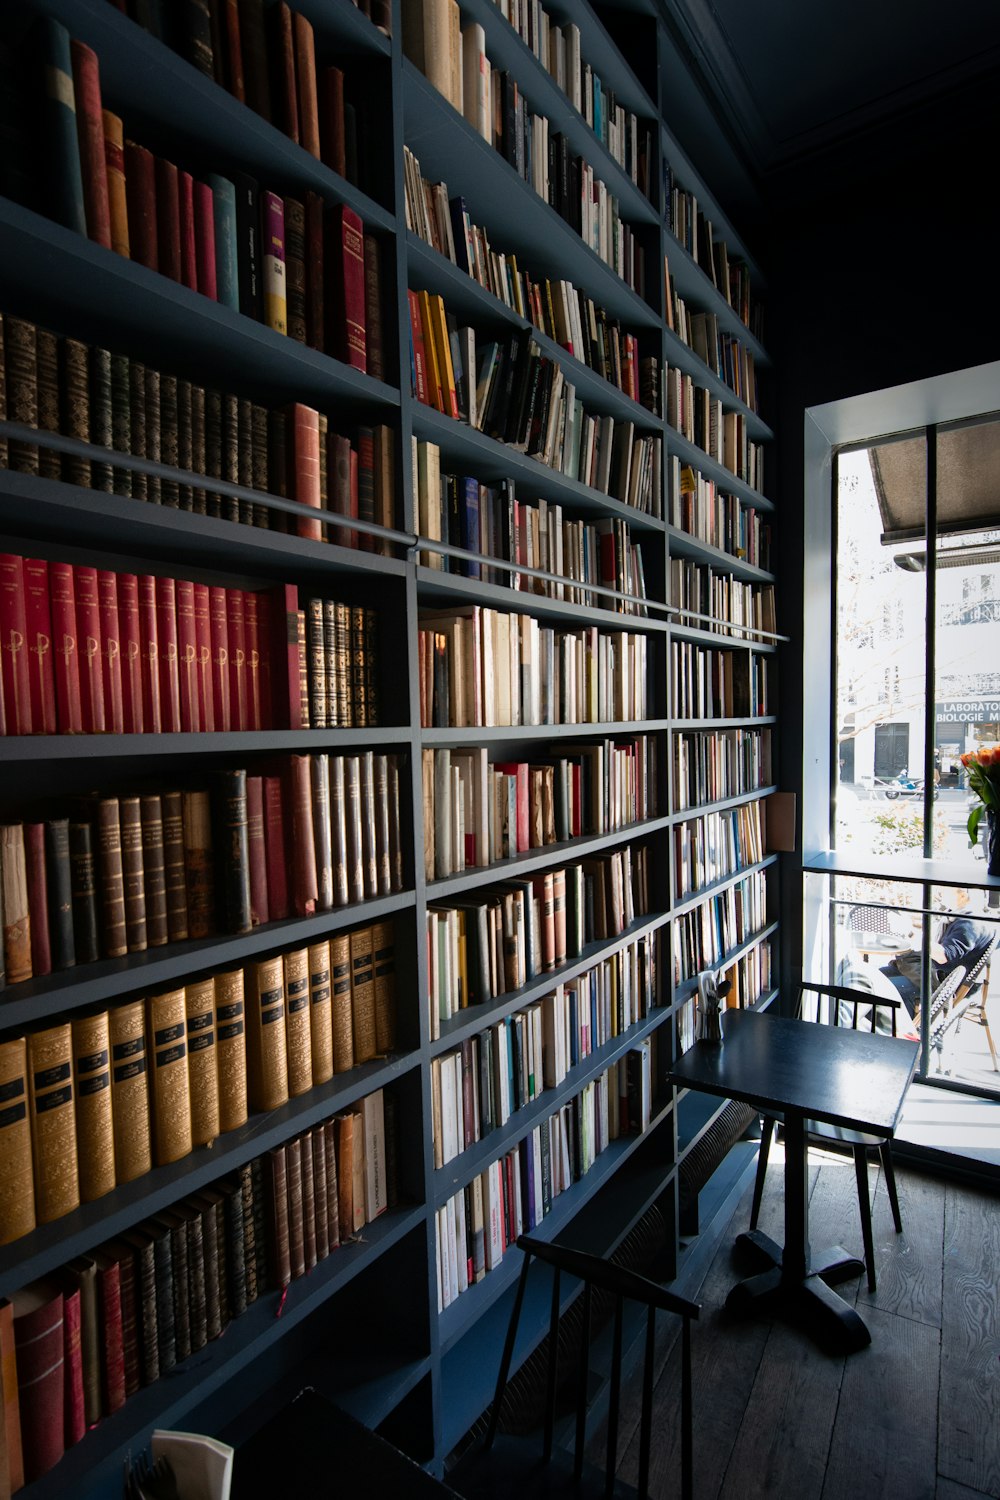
top-left (609, 1148), bottom-right (1000, 1500)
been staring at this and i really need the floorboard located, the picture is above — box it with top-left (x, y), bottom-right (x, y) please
top-left (857, 1162), bottom-right (944, 1326)
top-left (937, 1182), bottom-right (1000, 1496)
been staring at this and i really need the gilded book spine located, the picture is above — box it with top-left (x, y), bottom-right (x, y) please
top-left (71, 1010), bottom-right (115, 1202)
top-left (282, 947), bottom-right (313, 1097)
top-left (0, 1036), bottom-right (35, 1244)
top-left (109, 999), bottom-right (152, 1184)
top-left (214, 969), bottom-right (248, 1132)
top-left (28, 1023), bottom-right (80, 1223)
top-left (185, 976), bottom-right (220, 1147)
top-left (96, 798), bottom-right (127, 959)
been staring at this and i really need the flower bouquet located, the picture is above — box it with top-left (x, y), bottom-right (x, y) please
top-left (961, 745), bottom-right (1000, 873)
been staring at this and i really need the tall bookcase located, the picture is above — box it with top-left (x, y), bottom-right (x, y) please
top-left (0, 1), bottom-right (779, 1494)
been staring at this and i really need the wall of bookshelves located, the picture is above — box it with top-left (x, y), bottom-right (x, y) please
top-left (0, 0), bottom-right (780, 1494)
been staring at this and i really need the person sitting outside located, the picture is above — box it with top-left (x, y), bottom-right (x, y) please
top-left (881, 890), bottom-right (991, 1015)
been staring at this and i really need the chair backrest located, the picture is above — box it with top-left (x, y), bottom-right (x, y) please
top-left (926, 965), bottom-right (968, 1049)
top-left (484, 1234), bottom-right (700, 1500)
top-left (799, 980), bottom-right (904, 1036)
top-left (955, 930), bottom-right (999, 1001)
top-left (845, 904), bottom-right (910, 938)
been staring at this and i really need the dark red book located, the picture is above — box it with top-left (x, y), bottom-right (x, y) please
top-left (263, 774), bottom-right (289, 919)
top-left (227, 588), bottom-right (248, 731)
top-left (407, 289), bottom-right (429, 407)
top-left (287, 754), bottom-right (318, 917)
top-left (363, 233), bottom-right (385, 383)
top-left (97, 570), bottom-right (124, 734)
top-left (70, 42), bottom-right (112, 250)
top-left (272, 2), bottom-right (298, 143)
top-left (73, 565), bottom-right (106, 733)
top-left (246, 774), bottom-right (269, 925)
top-left (224, 0), bottom-right (245, 102)
top-left (0, 553), bottom-right (31, 735)
top-left (138, 574), bottom-right (162, 734)
top-left (24, 822), bottom-right (52, 976)
top-left (194, 180), bottom-right (218, 299)
top-left (209, 585), bottom-right (231, 732)
top-left (61, 1281), bottom-right (85, 1447)
top-left (155, 575), bottom-right (181, 733)
top-left (289, 403), bottom-right (322, 541)
top-left (320, 65), bottom-right (346, 178)
top-left (22, 558), bottom-right (57, 735)
top-left (155, 157), bottom-right (183, 282)
top-left (328, 204), bottom-right (367, 371)
top-left (93, 1251), bottom-right (126, 1414)
top-left (294, 12), bottom-right (320, 158)
top-left (48, 562), bottom-right (83, 734)
top-left (193, 582), bottom-right (214, 732)
top-left (13, 1280), bottom-right (65, 1483)
top-left (117, 573), bottom-right (144, 734)
top-left (124, 139), bottom-right (158, 270)
top-left (179, 169), bottom-right (198, 291)
top-left (304, 190), bottom-right (325, 351)
top-left (329, 430), bottom-right (357, 550)
top-left (268, 582), bottom-right (301, 730)
top-left (175, 578), bottom-right (200, 732)
top-left (244, 591), bottom-right (262, 730)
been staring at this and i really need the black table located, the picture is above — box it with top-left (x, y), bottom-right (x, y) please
top-left (670, 1009), bottom-right (919, 1352)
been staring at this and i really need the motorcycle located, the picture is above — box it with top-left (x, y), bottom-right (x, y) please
top-left (879, 771), bottom-right (924, 799)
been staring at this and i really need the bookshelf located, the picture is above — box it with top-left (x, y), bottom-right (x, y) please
top-left (0, 0), bottom-right (780, 1493)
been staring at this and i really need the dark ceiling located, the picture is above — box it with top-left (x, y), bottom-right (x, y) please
top-left (665, 0), bottom-right (1000, 172)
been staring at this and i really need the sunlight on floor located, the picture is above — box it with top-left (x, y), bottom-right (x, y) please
top-left (899, 1080), bottom-right (1000, 1164)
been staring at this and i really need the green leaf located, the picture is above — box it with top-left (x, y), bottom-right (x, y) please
top-left (968, 803), bottom-right (984, 844)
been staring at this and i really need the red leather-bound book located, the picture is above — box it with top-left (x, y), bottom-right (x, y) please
top-left (267, 582), bottom-right (301, 729)
top-left (0, 553), bottom-right (32, 735)
top-left (117, 573), bottom-right (144, 734)
top-left (289, 403), bottom-right (322, 540)
top-left (73, 565), bottom-right (106, 733)
top-left (272, 2), bottom-right (298, 142)
top-left (226, 588), bottom-right (248, 731)
top-left (61, 1281), bottom-right (85, 1447)
top-left (246, 775), bottom-right (269, 926)
top-left (193, 583), bottom-right (214, 731)
top-left (328, 204), bottom-right (367, 371)
top-left (407, 289), bottom-right (429, 407)
top-left (294, 12), bottom-right (321, 158)
top-left (287, 755), bottom-right (318, 916)
top-left (175, 578), bottom-right (200, 732)
top-left (124, 140), bottom-right (158, 271)
top-left (263, 774), bottom-right (289, 920)
top-left (209, 585), bottom-right (231, 731)
top-left (155, 157), bottom-right (182, 282)
top-left (137, 574), bottom-right (162, 734)
top-left (70, 42), bottom-right (112, 250)
top-left (93, 1250), bottom-right (126, 1414)
top-left (244, 591), bottom-right (262, 730)
top-left (12, 1280), bottom-right (65, 1483)
top-left (194, 180), bottom-right (218, 300)
top-left (24, 822), bottom-right (52, 977)
top-left (155, 574), bottom-right (181, 732)
top-left (23, 558), bottom-right (57, 734)
top-left (320, 65), bottom-right (346, 178)
top-left (48, 562), bottom-right (83, 734)
top-left (97, 570), bottom-right (124, 734)
top-left (329, 430), bottom-right (356, 550)
top-left (224, 0), bottom-right (246, 102)
top-left (178, 170), bottom-right (198, 292)
top-left (304, 190), bottom-right (325, 352)
top-left (357, 427), bottom-right (375, 554)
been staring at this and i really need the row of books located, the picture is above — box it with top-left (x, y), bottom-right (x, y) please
top-left (662, 162), bottom-right (764, 343)
top-left (669, 560), bottom-right (777, 641)
top-left (436, 1055), bottom-right (649, 1308)
top-left (0, 554), bottom-right (376, 738)
top-left (404, 145), bottom-right (660, 415)
top-left (669, 641), bottom-right (770, 721)
top-left (0, 1088), bottom-right (392, 1488)
top-left (676, 940), bottom-right (773, 1051)
top-left (489, 1), bottom-right (655, 196)
top-left (673, 801), bottom-right (766, 901)
top-left (672, 869), bottom-right (769, 985)
top-left (118, 0), bottom-right (387, 180)
top-left (418, 605), bottom-right (649, 729)
top-left (669, 458), bottom-right (773, 571)
top-left (7, 22), bottom-right (385, 372)
top-left (421, 735), bottom-right (658, 879)
top-left (0, 310), bottom-right (396, 548)
top-left (426, 845), bottom-right (652, 1035)
top-left (405, 6), bottom-right (646, 296)
top-left (664, 259), bottom-right (760, 414)
top-left (412, 440), bottom-right (650, 613)
top-left (432, 936), bottom-right (658, 1166)
top-left (0, 921), bottom-right (396, 1243)
top-left (665, 369), bottom-right (765, 492)
top-left (0, 755), bottom-right (405, 987)
top-left (672, 728), bottom-right (773, 811)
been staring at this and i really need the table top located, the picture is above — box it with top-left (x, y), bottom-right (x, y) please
top-left (670, 1010), bottom-right (919, 1136)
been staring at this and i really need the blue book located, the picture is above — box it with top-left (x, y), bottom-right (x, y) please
top-left (448, 195), bottom-right (471, 275)
top-left (39, 17), bottom-right (87, 236)
top-left (209, 174), bottom-right (239, 311)
top-left (460, 476), bottom-right (481, 580)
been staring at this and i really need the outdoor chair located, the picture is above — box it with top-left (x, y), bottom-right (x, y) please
top-left (749, 980), bottom-right (911, 1293)
top-left (927, 932), bottom-right (998, 1073)
top-left (845, 903), bottom-right (912, 941)
top-left (447, 1234), bottom-right (700, 1500)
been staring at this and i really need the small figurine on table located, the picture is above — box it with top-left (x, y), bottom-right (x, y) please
top-left (696, 970), bottom-right (732, 1044)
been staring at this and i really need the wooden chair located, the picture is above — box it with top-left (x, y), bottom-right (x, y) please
top-left (447, 1234), bottom-right (700, 1500)
top-left (749, 980), bottom-right (913, 1294)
